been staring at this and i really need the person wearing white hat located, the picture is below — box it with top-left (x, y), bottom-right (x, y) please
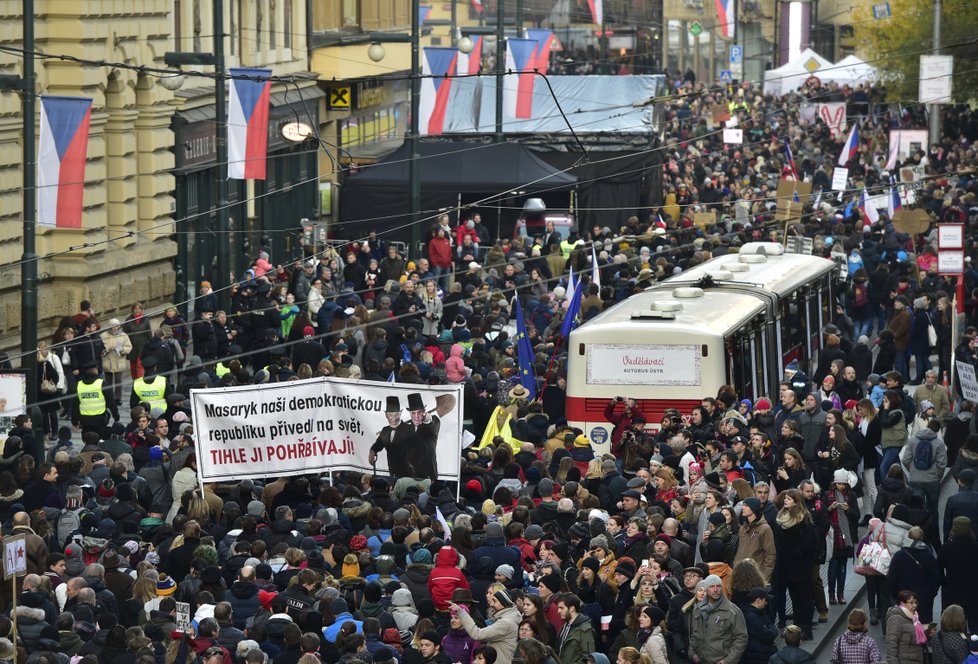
top-left (100, 317), bottom-right (132, 403)
top-left (689, 574), bottom-right (747, 664)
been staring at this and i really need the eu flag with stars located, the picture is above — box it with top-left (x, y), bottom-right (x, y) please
top-left (514, 298), bottom-right (537, 400)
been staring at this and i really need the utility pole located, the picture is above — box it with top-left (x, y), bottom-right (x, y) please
top-left (22, 0), bottom-right (38, 410)
top-left (214, 0), bottom-right (231, 309)
top-left (495, 0), bottom-right (504, 143)
top-left (409, 0), bottom-right (422, 257)
top-left (928, 0), bottom-right (942, 146)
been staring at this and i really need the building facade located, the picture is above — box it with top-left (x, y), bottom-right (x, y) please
top-left (0, 1), bottom-right (177, 360)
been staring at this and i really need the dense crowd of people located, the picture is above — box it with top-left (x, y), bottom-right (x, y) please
top-left (3, 75), bottom-right (978, 664)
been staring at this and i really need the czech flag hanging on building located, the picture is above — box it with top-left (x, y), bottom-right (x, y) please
top-left (504, 38), bottom-right (538, 119)
top-left (420, 47), bottom-right (459, 135)
top-left (227, 67), bottom-right (272, 180)
top-left (37, 95), bottom-right (92, 229)
top-left (526, 29), bottom-right (556, 74)
top-left (457, 36), bottom-right (483, 75)
top-left (715, 0), bottom-right (736, 38)
top-left (588, 0), bottom-right (603, 25)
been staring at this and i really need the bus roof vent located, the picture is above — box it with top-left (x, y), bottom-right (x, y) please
top-left (739, 254), bottom-right (768, 264)
top-left (672, 287), bottom-right (704, 299)
top-left (652, 300), bottom-right (683, 312)
top-left (709, 270), bottom-right (734, 281)
top-left (739, 242), bottom-right (785, 256)
top-left (631, 311), bottom-right (676, 320)
top-left (726, 263), bottom-right (750, 273)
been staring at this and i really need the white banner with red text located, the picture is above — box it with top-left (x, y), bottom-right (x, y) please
top-left (190, 377), bottom-right (464, 482)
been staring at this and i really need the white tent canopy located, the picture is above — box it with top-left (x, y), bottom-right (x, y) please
top-left (827, 55), bottom-right (879, 87)
top-left (762, 48), bottom-right (836, 95)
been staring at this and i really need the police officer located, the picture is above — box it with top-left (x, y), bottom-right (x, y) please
top-left (131, 355), bottom-right (170, 410)
top-left (77, 361), bottom-right (119, 435)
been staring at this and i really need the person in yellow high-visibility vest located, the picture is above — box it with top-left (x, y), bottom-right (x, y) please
top-left (77, 362), bottom-right (118, 436)
top-left (130, 355), bottom-right (170, 411)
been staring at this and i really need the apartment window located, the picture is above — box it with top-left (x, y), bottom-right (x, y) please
top-left (270, 0), bottom-right (277, 48)
top-left (343, 0), bottom-right (358, 28)
top-left (284, 0), bottom-right (293, 48)
top-left (193, 0), bottom-right (202, 52)
top-left (229, 0), bottom-right (236, 55)
top-left (255, 1), bottom-right (263, 51)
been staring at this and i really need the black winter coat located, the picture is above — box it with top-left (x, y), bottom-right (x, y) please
top-left (938, 534), bottom-right (978, 611)
top-left (743, 604), bottom-right (779, 664)
top-left (887, 543), bottom-right (940, 622)
top-left (774, 515), bottom-right (817, 582)
top-left (943, 488), bottom-right (978, 542)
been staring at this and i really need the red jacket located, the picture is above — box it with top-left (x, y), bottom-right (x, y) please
top-left (603, 401), bottom-right (649, 454)
top-left (428, 546), bottom-right (470, 610)
top-left (428, 236), bottom-right (453, 268)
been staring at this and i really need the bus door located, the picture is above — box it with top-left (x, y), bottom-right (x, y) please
top-left (726, 328), bottom-right (762, 401)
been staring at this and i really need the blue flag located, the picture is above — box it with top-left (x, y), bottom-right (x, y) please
top-left (513, 298), bottom-right (537, 400)
top-left (560, 280), bottom-right (584, 338)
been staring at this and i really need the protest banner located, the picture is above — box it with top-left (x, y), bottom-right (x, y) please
top-left (191, 376), bottom-right (464, 482)
top-left (956, 361), bottom-right (978, 403)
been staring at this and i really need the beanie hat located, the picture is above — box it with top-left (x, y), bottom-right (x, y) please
top-left (581, 557), bottom-right (600, 574)
top-left (420, 631), bottom-right (442, 645)
top-left (615, 559), bottom-right (637, 580)
top-left (538, 478), bottom-right (554, 498)
top-left (495, 564), bottom-right (515, 580)
top-left (329, 597), bottom-right (349, 615)
top-left (742, 497), bottom-right (762, 516)
top-left (708, 511), bottom-right (726, 526)
top-left (364, 582), bottom-right (383, 603)
top-left (156, 575), bottom-right (176, 596)
top-left (951, 516), bottom-right (973, 539)
top-left (412, 549), bottom-right (433, 565)
top-left (493, 590), bottom-right (514, 608)
top-left (539, 573), bottom-right (562, 594)
top-left (754, 398), bottom-right (772, 411)
top-left (342, 554), bottom-right (360, 578)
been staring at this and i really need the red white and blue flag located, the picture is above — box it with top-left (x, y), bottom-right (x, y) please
top-left (419, 5), bottom-right (432, 24)
top-left (860, 187), bottom-right (880, 225)
top-left (588, 0), bottom-right (603, 25)
top-left (457, 36), bottom-right (483, 75)
top-left (783, 138), bottom-right (799, 179)
top-left (887, 179), bottom-right (902, 218)
top-left (37, 95), bottom-right (92, 229)
top-left (504, 38), bottom-right (537, 119)
top-left (227, 67), bottom-right (272, 180)
top-left (420, 47), bottom-right (459, 135)
top-left (470, 0), bottom-right (483, 13)
top-left (526, 29), bottom-right (556, 74)
top-left (837, 123), bottom-right (859, 167)
top-left (715, 0), bottom-right (736, 38)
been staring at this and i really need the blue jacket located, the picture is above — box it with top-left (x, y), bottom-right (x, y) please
top-left (323, 612), bottom-right (363, 643)
top-left (224, 581), bottom-right (263, 630)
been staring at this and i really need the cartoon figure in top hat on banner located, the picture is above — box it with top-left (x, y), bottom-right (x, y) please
top-left (369, 395), bottom-right (414, 477)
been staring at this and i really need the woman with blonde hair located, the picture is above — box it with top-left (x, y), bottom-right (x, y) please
top-left (555, 456), bottom-right (575, 484)
top-left (617, 646), bottom-right (653, 664)
top-left (774, 488), bottom-right (817, 640)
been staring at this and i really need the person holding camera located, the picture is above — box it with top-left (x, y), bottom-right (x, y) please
top-left (604, 397), bottom-right (650, 463)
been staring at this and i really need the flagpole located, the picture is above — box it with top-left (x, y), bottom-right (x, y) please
top-left (21, 0), bottom-right (38, 409)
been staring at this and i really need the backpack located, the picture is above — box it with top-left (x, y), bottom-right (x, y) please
top-left (56, 507), bottom-right (90, 549)
top-left (852, 282), bottom-right (869, 307)
top-left (913, 436), bottom-right (934, 470)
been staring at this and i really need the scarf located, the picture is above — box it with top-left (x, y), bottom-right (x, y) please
top-left (776, 510), bottom-right (803, 529)
top-left (901, 605), bottom-right (928, 645)
top-left (831, 490), bottom-right (854, 549)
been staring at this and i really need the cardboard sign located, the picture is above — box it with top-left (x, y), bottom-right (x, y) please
top-left (775, 179), bottom-right (812, 221)
top-left (817, 102), bottom-right (847, 139)
top-left (957, 360), bottom-right (978, 403)
top-left (692, 211), bottom-right (716, 229)
top-left (831, 167), bottom-right (849, 192)
top-left (891, 208), bottom-right (932, 235)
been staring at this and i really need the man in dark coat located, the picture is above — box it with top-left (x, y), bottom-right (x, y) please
top-left (401, 392), bottom-right (441, 481)
top-left (943, 469), bottom-right (978, 541)
top-left (742, 588), bottom-right (778, 664)
top-left (291, 326), bottom-right (327, 372)
top-left (938, 516), bottom-right (978, 631)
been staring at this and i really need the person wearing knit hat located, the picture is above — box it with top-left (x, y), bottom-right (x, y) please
top-left (614, 559), bottom-right (637, 581)
top-left (156, 574), bottom-right (177, 596)
top-left (734, 497), bottom-right (776, 582)
top-left (495, 564), bottom-right (515, 582)
top-left (754, 398), bottom-right (772, 412)
top-left (341, 553), bottom-right (360, 578)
